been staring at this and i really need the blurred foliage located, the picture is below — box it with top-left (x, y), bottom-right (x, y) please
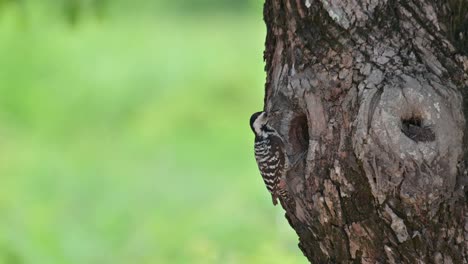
top-left (0, 0), bottom-right (261, 25)
top-left (161, 0), bottom-right (257, 13)
top-left (0, 1), bottom-right (305, 264)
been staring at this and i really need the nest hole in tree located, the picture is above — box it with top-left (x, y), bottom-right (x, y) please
top-left (400, 115), bottom-right (435, 142)
top-left (288, 114), bottom-right (310, 157)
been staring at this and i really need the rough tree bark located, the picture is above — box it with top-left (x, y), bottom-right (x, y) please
top-left (262, 0), bottom-right (468, 263)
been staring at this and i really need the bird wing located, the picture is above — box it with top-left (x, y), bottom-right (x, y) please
top-left (254, 136), bottom-right (285, 199)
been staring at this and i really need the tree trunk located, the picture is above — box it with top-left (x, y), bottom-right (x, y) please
top-left (262, 0), bottom-right (468, 263)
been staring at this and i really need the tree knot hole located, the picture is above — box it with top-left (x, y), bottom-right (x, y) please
top-left (400, 114), bottom-right (435, 142)
top-left (288, 114), bottom-right (309, 166)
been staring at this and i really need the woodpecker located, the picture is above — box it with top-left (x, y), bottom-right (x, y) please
top-left (250, 111), bottom-right (288, 206)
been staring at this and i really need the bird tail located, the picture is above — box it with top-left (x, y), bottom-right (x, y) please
top-left (271, 194), bottom-right (278, 206)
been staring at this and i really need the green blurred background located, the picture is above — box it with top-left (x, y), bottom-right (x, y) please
top-left (0, 0), bottom-right (305, 263)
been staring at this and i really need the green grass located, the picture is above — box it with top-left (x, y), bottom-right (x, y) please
top-left (0, 7), bottom-right (306, 264)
